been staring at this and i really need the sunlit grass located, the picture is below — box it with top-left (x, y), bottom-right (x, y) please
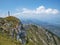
top-left (0, 33), bottom-right (20, 45)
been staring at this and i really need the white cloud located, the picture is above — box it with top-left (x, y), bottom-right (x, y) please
top-left (45, 8), bottom-right (59, 14)
top-left (0, 6), bottom-right (60, 18)
top-left (20, 5), bottom-right (59, 15)
top-left (22, 8), bottom-right (34, 14)
top-left (52, 9), bottom-right (59, 14)
top-left (35, 6), bottom-right (45, 14)
top-left (12, 6), bottom-right (60, 20)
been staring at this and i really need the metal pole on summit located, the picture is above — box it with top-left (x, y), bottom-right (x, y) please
top-left (8, 11), bottom-right (10, 16)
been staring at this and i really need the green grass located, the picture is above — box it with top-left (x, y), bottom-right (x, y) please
top-left (0, 33), bottom-right (20, 45)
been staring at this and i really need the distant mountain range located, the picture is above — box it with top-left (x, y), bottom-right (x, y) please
top-left (21, 18), bottom-right (60, 37)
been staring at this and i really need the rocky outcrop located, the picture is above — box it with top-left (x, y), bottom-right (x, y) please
top-left (0, 16), bottom-right (22, 38)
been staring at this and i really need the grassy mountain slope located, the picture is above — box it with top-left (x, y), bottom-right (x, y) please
top-left (0, 33), bottom-right (20, 45)
top-left (0, 16), bottom-right (60, 45)
top-left (24, 24), bottom-right (60, 45)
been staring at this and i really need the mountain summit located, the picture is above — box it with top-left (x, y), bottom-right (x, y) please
top-left (0, 16), bottom-right (60, 45)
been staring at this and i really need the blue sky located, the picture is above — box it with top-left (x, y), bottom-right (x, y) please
top-left (0, 0), bottom-right (60, 24)
top-left (0, 0), bottom-right (60, 10)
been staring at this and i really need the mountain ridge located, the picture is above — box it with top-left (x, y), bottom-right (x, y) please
top-left (0, 16), bottom-right (60, 45)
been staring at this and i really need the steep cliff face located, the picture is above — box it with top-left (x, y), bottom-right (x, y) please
top-left (0, 16), bottom-right (60, 45)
